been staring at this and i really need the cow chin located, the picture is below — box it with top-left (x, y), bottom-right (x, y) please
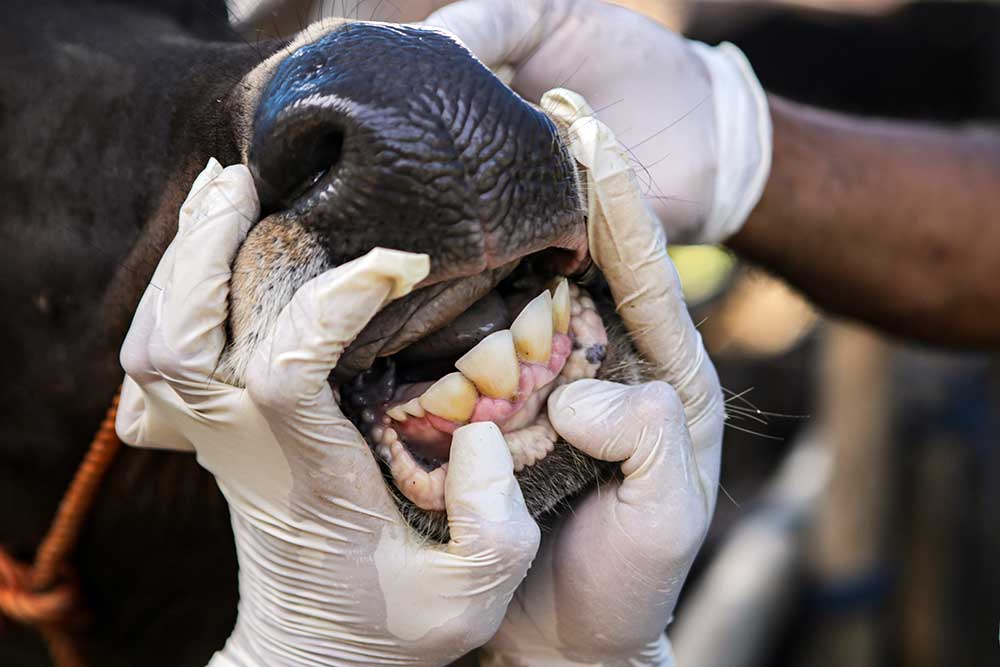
top-left (218, 18), bottom-right (651, 541)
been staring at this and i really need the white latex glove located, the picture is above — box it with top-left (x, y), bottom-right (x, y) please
top-left (116, 159), bottom-right (540, 667)
top-left (423, 0), bottom-right (772, 245)
top-left (477, 90), bottom-right (726, 667)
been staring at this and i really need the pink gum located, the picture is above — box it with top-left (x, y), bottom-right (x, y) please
top-left (412, 333), bottom-right (572, 437)
top-left (469, 333), bottom-right (572, 426)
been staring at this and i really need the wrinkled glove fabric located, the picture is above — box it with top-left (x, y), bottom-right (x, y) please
top-left (117, 160), bottom-right (540, 667)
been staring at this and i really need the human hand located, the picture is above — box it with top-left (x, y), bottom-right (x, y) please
top-left (424, 0), bottom-right (771, 244)
top-left (116, 159), bottom-right (540, 667)
top-left (477, 90), bottom-right (725, 667)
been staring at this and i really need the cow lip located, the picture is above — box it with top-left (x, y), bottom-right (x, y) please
top-left (328, 228), bottom-right (590, 382)
top-left (331, 243), bottom-right (588, 382)
top-left (329, 260), bottom-right (520, 383)
top-left (254, 190), bottom-right (585, 382)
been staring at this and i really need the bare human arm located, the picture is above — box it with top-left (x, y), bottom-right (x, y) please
top-left (731, 96), bottom-right (1000, 346)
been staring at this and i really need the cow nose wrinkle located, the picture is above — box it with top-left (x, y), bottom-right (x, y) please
top-left (246, 22), bottom-right (583, 283)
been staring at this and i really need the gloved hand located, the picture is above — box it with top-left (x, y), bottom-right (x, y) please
top-left (477, 90), bottom-right (726, 667)
top-left (116, 159), bottom-right (541, 667)
top-left (423, 0), bottom-right (771, 245)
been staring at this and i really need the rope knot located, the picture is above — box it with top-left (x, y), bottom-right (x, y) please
top-left (0, 547), bottom-right (81, 626)
top-left (0, 385), bottom-right (122, 667)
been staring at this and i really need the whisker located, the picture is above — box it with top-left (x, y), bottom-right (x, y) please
top-left (719, 482), bottom-right (741, 509)
top-left (556, 56), bottom-right (590, 90)
top-left (643, 194), bottom-right (705, 207)
top-left (725, 423), bottom-right (784, 441)
top-left (724, 408), bottom-right (769, 427)
top-left (724, 386), bottom-right (756, 404)
top-left (592, 98), bottom-right (626, 115)
top-left (643, 152), bottom-right (672, 170)
top-left (723, 387), bottom-right (810, 420)
top-left (368, 0), bottom-right (384, 21)
top-left (627, 94), bottom-right (710, 152)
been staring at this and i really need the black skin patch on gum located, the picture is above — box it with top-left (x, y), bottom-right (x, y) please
top-left (341, 358), bottom-right (397, 431)
top-left (585, 344), bottom-right (608, 365)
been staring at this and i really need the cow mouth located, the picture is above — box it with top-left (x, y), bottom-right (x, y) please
top-left (337, 248), bottom-right (609, 514)
top-left (232, 20), bottom-right (626, 538)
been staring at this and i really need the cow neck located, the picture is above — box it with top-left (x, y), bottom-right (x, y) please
top-left (0, 386), bottom-right (123, 667)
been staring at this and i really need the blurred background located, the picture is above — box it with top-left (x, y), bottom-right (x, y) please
top-left (612, 2), bottom-right (1000, 666)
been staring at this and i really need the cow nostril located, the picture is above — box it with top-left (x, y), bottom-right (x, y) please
top-left (248, 22), bottom-right (583, 280)
top-left (251, 114), bottom-right (346, 215)
top-left (285, 127), bottom-right (344, 205)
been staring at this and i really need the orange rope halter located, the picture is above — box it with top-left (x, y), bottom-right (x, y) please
top-left (0, 387), bottom-right (123, 667)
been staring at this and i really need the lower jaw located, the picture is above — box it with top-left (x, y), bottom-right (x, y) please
top-left (356, 283), bottom-right (609, 512)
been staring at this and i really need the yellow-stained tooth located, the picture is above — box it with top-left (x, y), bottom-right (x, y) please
top-left (551, 278), bottom-right (570, 335)
top-left (386, 405), bottom-right (409, 422)
top-left (455, 330), bottom-right (520, 399)
top-left (418, 372), bottom-right (478, 423)
top-left (402, 398), bottom-right (426, 418)
top-left (510, 291), bottom-right (553, 363)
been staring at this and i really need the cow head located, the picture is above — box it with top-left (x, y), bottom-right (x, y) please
top-left (217, 19), bottom-right (645, 540)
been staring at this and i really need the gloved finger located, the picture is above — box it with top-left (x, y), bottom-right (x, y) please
top-left (120, 281), bottom-right (164, 388)
top-left (543, 89), bottom-right (723, 489)
top-left (428, 422), bottom-right (538, 636)
top-left (545, 380), bottom-right (709, 639)
top-left (548, 379), bottom-right (709, 517)
top-left (115, 376), bottom-right (196, 452)
top-left (422, 0), bottom-right (562, 72)
top-left (366, 425), bottom-right (535, 658)
top-left (119, 159), bottom-right (224, 388)
top-left (245, 247), bottom-right (429, 417)
top-left (444, 422), bottom-right (540, 561)
top-left (148, 161), bottom-right (259, 393)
